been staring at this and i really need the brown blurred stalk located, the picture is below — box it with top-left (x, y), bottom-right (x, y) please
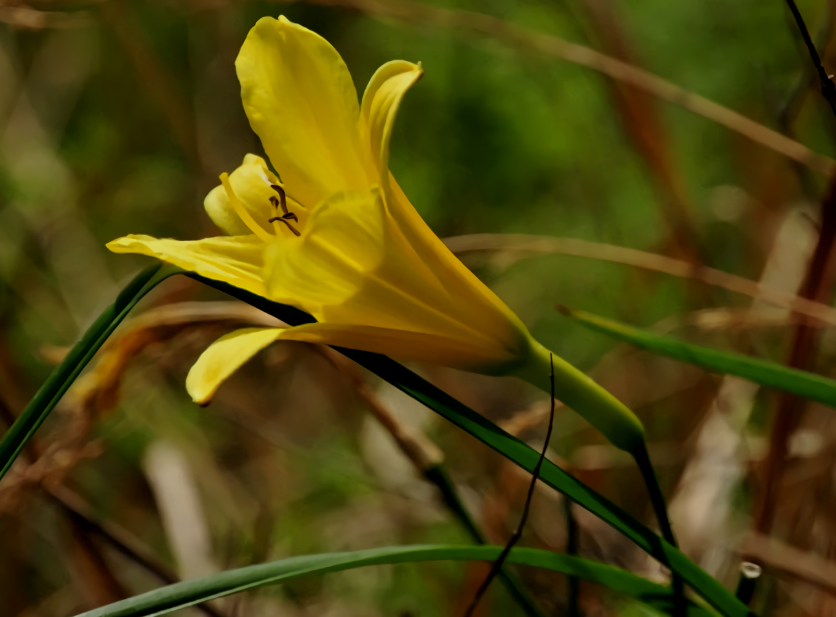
top-left (0, 336), bottom-right (229, 617)
top-left (445, 233), bottom-right (836, 328)
top-left (277, 0), bottom-right (836, 175)
top-left (755, 1), bottom-right (836, 537)
top-left (316, 347), bottom-right (546, 617)
top-left (577, 0), bottom-right (703, 267)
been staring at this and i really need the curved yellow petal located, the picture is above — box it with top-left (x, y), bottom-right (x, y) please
top-left (236, 16), bottom-right (372, 209)
top-left (266, 322), bottom-right (520, 373)
top-left (265, 191), bottom-right (453, 328)
top-left (107, 234), bottom-right (266, 296)
top-left (384, 176), bottom-right (531, 348)
top-left (186, 320), bottom-right (520, 407)
top-left (360, 60), bottom-right (423, 180)
top-left (264, 190), bottom-right (523, 367)
top-left (205, 154), bottom-right (309, 237)
top-left (186, 327), bottom-right (284, 405)
top-left (264, 190), bottom-right (383, 316)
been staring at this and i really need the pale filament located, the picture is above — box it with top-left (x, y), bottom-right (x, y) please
top-left (219, 173), bottom-right (302, 240)
top-left (219, 173), bottom-right (273, 242)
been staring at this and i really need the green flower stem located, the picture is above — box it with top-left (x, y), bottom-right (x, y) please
top-left (0, 264), bottom-right (178, 482)
top-left (515, 339), bottom-right (684, 613)
top-left (635, 441), bottom-right (686, 616)
top-left (514, 339), bottom-right (645, 453)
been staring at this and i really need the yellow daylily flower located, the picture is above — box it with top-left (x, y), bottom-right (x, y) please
top-left (108, 16), bottom-right (645, 453)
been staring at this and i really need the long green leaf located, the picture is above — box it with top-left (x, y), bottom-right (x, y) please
top-left (186, 273), bottom-right (750, 617)
top-left (0, 269), bottom-right (748, 616)
top-left (0, 264), bottom-right (177, 481)
top-left (562, 306), bottom-right (836, 408)
top-left (75, 545), bottom-right (712, 617)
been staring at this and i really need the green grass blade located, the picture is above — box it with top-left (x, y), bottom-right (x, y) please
top-left (562, 307), bottom-right (836, 409)
top-left (0, 264), bottom-right (177, 482)
top-left (75, 545), bottom-right (713, 617)
top-left (185, 273), bottom-right (749, 617)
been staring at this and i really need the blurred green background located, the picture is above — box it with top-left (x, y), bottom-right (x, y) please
top-left (2, 0), bottom-right (836, 615)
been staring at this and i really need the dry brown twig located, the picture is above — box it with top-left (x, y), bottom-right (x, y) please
top-left (0, 387), bottom-right (228, 617)
top-left (739, 532), bottom-right (836, 597)
top-left (0, 6), bottom-right (91, 29)
top-left (0, 301), bottom-right (280, 507)
top-left (755, 2), bottom-right (836, 537)
top-left (315, 346), bottom-right (444, 473)
top-left (577, 0), bottom-right (703, 267)
top-left (445, 233), bottom-right (836, 329)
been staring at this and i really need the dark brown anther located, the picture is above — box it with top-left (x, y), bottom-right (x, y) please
top-left (268, 216), bottom-right (301, 237)
top-left (267, 183), bottom-right (300, 236)
top-left (268, 184), bottom-right (302, 237)
top-left (270, 184), bottom-right (289, 214)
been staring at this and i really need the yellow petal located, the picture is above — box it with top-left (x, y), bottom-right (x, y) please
top-left (265, 190), bottom-right (463, 332)
top-left (264, 322), bottom-right (521, 373)
top-left (236, 16), bottom-right (372, 209)
top-left (205, 154), bottom-right (309, 237)
top-left (264, 190), bottom-right (382, 314)
top-left (264, 190), bottom-right (523, 369)
top-left (360, 60), bottom-right (423, 180)
top-left (107, 234), bottom-right (266, 296)
top-left (385, 175), bottom-right (531, 348)
top-left (186, 327), bottom-right (284, 405)
top-left (356, 59), bottom-right (524, 344)
top-left (186, 321), bottom-right (518, 406)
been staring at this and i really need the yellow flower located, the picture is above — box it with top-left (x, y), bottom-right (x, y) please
top-left (108, 16), bottom-right (645, 453)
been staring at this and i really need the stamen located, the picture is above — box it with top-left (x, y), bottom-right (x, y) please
top-left (271, 184), bottom-right (289, 214)
top-left (269, 215), bottom-right (301, 236)
top-left (219, 173), bottom-right (272, 242)
top-left (268, 183), bottom-right (300, 237)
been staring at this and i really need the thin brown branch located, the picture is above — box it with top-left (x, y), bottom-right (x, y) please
top-left (315, 346), bottom-right (444, 472)
top-left (0, 6), bottom-right (91, 29)
top-left (740, 532), bottom-right (836, 597)
top-left (578, 0), bottom-right (704, 266)
top-left (755, 5), bottom-right (836, 536)
top-left (270, 0), bottom-right (836, 175)
top-left (48, 486), bottom-right (212, 598)
top-left (65, 518), bottom-right (129, 609)
top-left (314, 347), bottom-right (546, 616)
top-left (445, 233), bottom-right (836, 328)
top-left (0, 414), bottom-right (229, 617)
top-left (756, 187), bottom-right (836, 534)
